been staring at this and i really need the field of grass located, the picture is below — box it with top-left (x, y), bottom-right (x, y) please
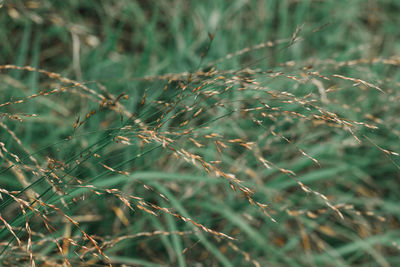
top-left (1, 0), bottom-right (400, 266)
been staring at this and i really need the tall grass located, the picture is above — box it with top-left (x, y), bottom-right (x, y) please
top-left (1, 1), bottom-right (400, 266)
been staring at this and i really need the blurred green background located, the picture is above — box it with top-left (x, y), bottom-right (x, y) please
top-left (1, 0), bottom-right (400, 266)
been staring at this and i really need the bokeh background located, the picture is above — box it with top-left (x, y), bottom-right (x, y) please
top-left (1, 0), bottom-right (400, 266)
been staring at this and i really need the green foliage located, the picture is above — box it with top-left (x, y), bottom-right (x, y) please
top-left (1, 0), bottom-right (400, 266)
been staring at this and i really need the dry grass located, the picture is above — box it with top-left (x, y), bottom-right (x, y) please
top-left (1, 1), bottom-right (400, 266)
top-left (1, 42), bottom-right (399, 265)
